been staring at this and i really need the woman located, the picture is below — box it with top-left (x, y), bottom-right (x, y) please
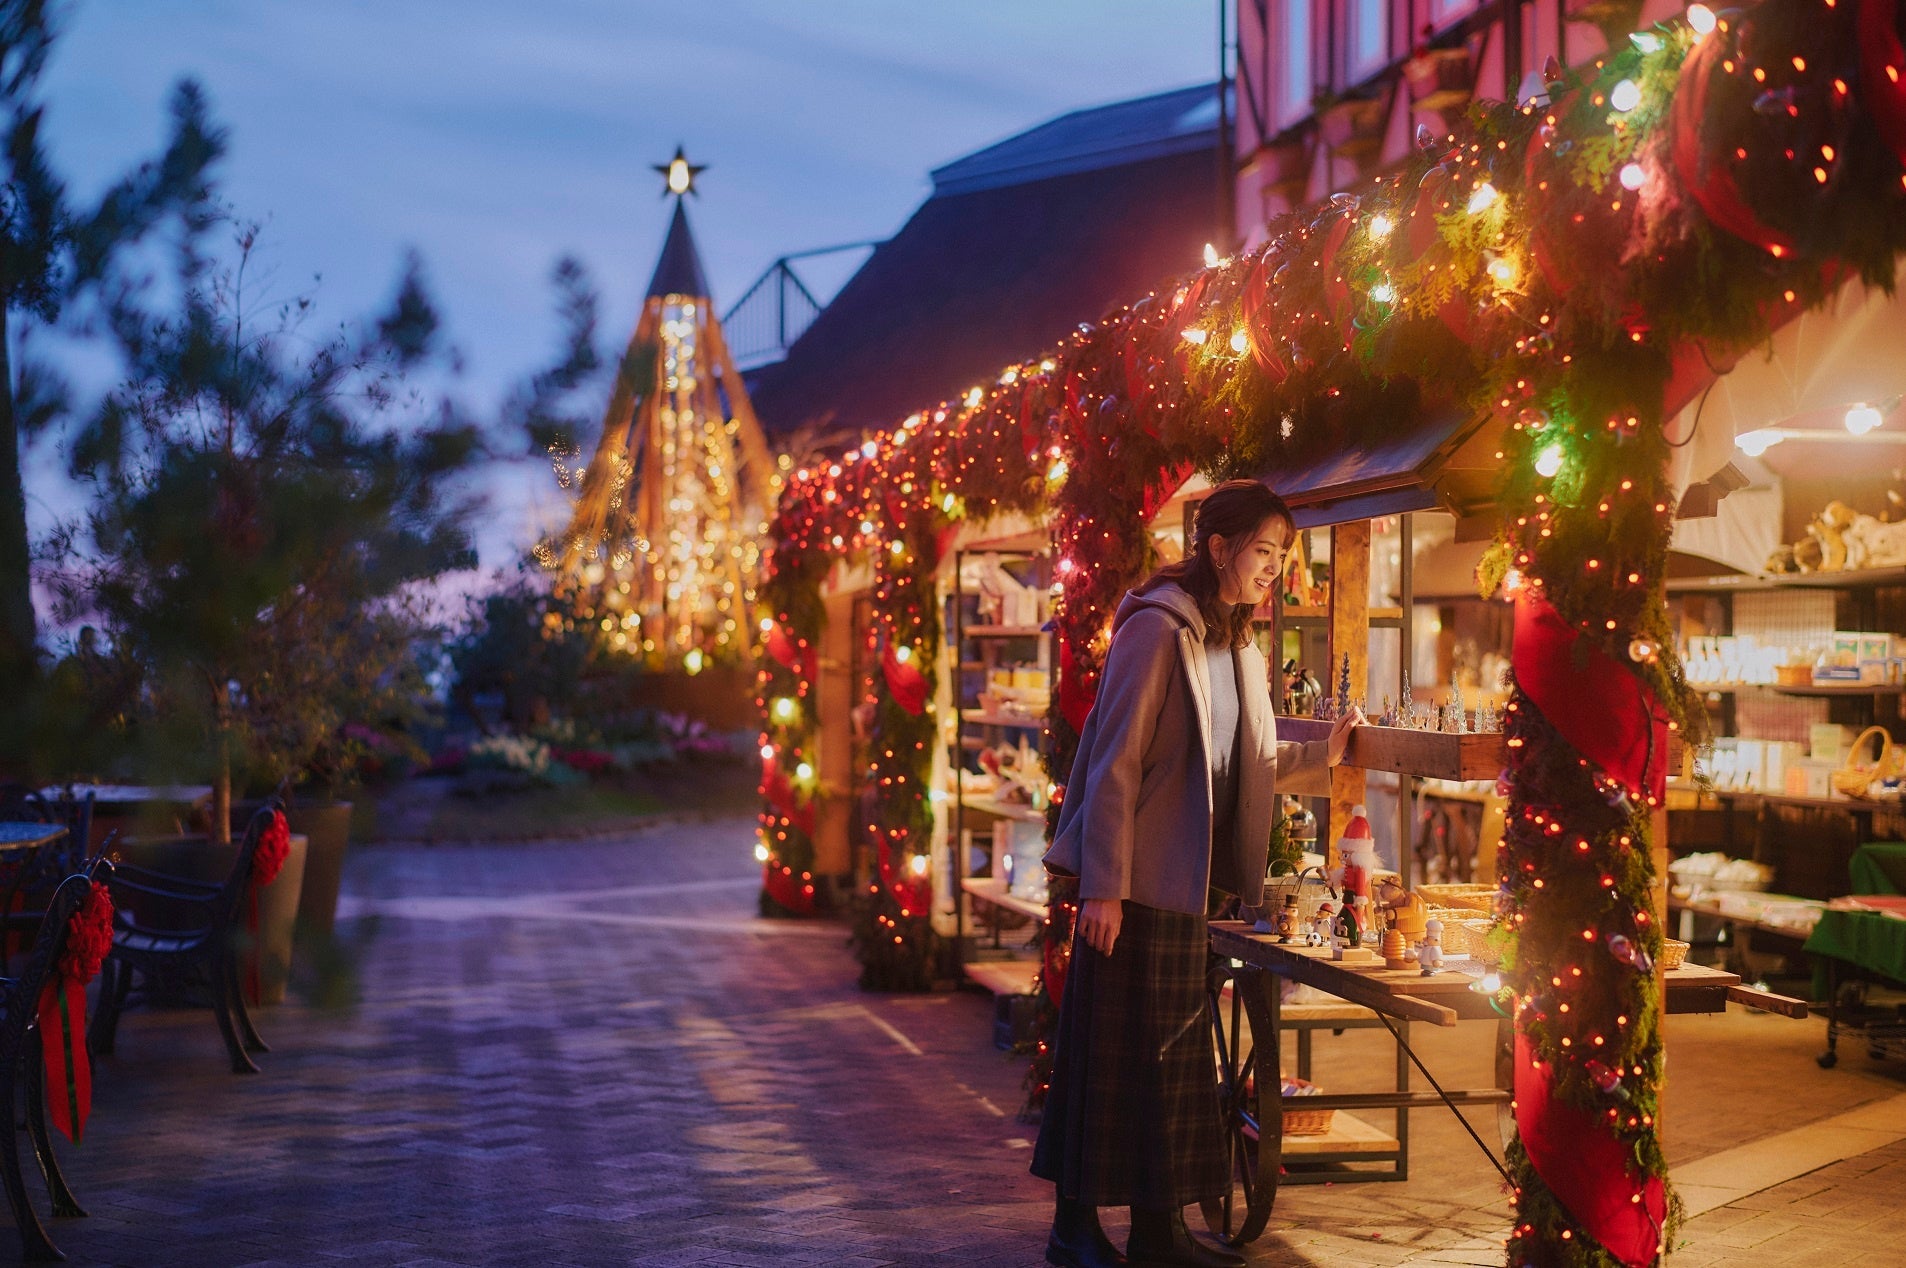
top-left (1032, 480), bottom-right (1361, 1268)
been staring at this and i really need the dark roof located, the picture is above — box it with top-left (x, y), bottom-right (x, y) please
top-left (749, 86), bottom-right (1222, 439)
top-left (930, 83), bottom-right (1222, 195)
top-left (646, 200), bottom-right (711, 299)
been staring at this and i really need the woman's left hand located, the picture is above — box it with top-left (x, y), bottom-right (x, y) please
top-left (1327, 707), bottom-right (1365, 766)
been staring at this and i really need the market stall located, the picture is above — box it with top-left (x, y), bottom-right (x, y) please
top-left (757, 3), bottom-right (1906, 1261)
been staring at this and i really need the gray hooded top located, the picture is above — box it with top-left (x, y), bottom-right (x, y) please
top-left (1043, 582), bottom-right (1331, 915)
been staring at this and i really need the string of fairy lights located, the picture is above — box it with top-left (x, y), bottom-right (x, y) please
top-left (758, 2), bottom-right (1905, 1258)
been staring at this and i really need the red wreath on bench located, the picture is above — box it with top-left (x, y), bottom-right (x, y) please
top-left (40, 880), bottom-right (114, 1143)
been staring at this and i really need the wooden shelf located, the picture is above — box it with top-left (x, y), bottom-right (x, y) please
top-left (963, 624), bottom-right (1047, 638)
top-left (961, 709), bottom-right (1045, 729)
top-left (1278, 1112), bottom-right (1400, 1157)
top-left (1696, 682), bottom-right (1903, 698)
top-left (961, 876), bottom-right (1050, 923)
top-left (1669, 894), bottom-right (1822, 941)
top-left (961, 956), bottom-right (1041, 995)
top-left (1277, 717), bottom-right (1504, 781)
top-left (1275, 606), bottom-right (1404, 620)
top-left (960, 796), bottom-right (1046, 824)
top-left (1669, 565), bottom-right (1906, 593)
top-left (1705, 788), bottom-right (1903, 813)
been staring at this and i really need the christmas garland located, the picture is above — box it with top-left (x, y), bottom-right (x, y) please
top-left (760, 1), bottom-right (1906, 1257)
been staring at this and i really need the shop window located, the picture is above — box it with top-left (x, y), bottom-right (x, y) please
top-left (1428, 0), bottom-right (1479, 29)
top-left (1275, 0), bottom-right (1314, 127)
top-left (1345, 0), bottom-right (1389, 83)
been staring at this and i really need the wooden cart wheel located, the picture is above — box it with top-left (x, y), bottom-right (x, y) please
top-left (1493, 1013), bottom-right (1517, 1150)
top-left (1200, 961), bottom-right (1278, 1246)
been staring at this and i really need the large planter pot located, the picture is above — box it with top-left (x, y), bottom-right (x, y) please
top-left (116, 831), bottom-right (308, 1006)
top-left (285, 801), bottom-right (352, 942)
top-left (233, 798), bottom-right (352, 943)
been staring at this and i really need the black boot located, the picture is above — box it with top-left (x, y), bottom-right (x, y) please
top-left (1047, 1193), bottom-right (1127, 1268)
top-left (1125, 1205), bottom-right (1246, 1268)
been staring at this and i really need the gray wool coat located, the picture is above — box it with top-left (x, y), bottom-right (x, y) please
top-left (1043, 583), bottom-right (1332, 916)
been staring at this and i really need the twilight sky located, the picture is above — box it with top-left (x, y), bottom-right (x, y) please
top-left (35, 0), bottom-right (1218, 576)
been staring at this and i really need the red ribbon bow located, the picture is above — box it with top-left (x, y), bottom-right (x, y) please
top-left (41, 880), bottom-right (114, 1143)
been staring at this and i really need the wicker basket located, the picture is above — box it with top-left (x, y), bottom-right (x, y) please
top-left (1418, 883), bottom-right (1495, 913)
top-left (1832, 725), bottom-right (1903, 799)
top-left (1660, 938), bottom-right (1690, 970)
top-left (1264, 870), bottom-right (1336, 926)
top-left (1280, 1078), bottom-right (1335, 1135)
top-left (1426, 909), bottom-right (1474, 954)
top-left (1462, 920), bottom-right (1503, 965)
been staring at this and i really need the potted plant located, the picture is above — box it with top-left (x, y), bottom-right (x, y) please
top-left (1403, 29), bottom-right (1475, 114)
top-left (1316, 91), bottom-right (1388, 160)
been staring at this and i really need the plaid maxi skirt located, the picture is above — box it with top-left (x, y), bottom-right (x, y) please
top-left (1030, 900), bottom-right (1226, 1209)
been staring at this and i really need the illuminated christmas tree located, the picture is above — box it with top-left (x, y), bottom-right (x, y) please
top-left (545, 150), bottom-right (776, 667)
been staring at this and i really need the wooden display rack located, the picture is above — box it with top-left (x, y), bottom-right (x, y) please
top-left (1275, 717), bottom-right (1505, 782)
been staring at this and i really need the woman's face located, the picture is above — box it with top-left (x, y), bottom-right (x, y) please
top-left (1215, 517), bottom-right (1292, 606)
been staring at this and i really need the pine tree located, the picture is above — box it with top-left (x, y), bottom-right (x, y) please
top-left (0, 1), bottom-right (222, 748)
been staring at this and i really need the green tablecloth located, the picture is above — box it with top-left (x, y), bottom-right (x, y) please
top-left (1850, 841), bottom-right (1906, 896)
top-left (1806, 909), bottom-right (1906, 991)
top-left (1806, 843), bottom-right (1906, 995)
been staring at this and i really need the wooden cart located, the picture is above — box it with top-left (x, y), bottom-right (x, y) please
top-left (1198, 919), bottom-right (1797, 1246)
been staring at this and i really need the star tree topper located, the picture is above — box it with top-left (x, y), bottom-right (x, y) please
top-left (653, 146), bottom-right (705, 198)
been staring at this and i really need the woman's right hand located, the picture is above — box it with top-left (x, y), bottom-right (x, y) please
top-left (1078, 897), bottom-right (1124, 957)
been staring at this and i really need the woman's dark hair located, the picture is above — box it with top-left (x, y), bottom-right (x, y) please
top-left (1141, 479), bottom-right (1295, 648)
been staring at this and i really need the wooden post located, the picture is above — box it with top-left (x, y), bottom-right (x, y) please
top-left (1327, 520), bottom-right (1371, 866)
top-left (815, 587), bottom-right (857, 878)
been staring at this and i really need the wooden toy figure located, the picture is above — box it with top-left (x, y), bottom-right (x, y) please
top-left (1337, 804), bottom-right (1378, 929)
top-left (1274, 895), bottom-right (1301, 943)
top-left (1417, 919), bottom-right (1445, 975)
top-left (1332, 898), bottom-right (1361, 952)
top-left (1308, 901), bottom-right (1336, 946)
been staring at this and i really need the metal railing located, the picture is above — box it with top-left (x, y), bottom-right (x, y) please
top-left (722, 241), bottom-right (880, 370)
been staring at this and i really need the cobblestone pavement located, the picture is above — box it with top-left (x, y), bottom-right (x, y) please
top-left (32, 816), bottom-right (1906, 1266)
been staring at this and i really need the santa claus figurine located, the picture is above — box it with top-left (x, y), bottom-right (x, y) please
top-left (1336, 804), bottom-right (1379, 937)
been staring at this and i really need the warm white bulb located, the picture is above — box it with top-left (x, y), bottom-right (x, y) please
top-left (1619, 162), bottom-right (1647, 191)
top-left (1370, 281), bottom-right (1398, 304)
top-left (754, 843), bottom-right (770, 862)
top-left (1687, 4), bottom-right (1717, 36)
top-left (1229, 329), bottom-right (1249, 353)
top-left (1610, 79), bottom-right (1642, 112)
top-left (893, 645), bottom-right (911, 663)
top-left (1368, 214), bottom-right (1395, 240)
top-left (795, 762), bottom-right (813, 781)
top-left (1847, 404), bottom-right (1884, 435)
top-left (1182, 327), bottom-right (1209, 345)
top-left (1467, 183), bottom-right (1499, 214)
top-left (1535, 445), bottom-right (1565, 478)
top-left (1736, 428), bottom-right (1784, 457)
top-left (772, 696), bottom-right (798, 720)
top-left (908, 854), bottom-right (929, 876)
top-left (760, 745), bottom-right (776, 761)
top-left (1203, 242), bottom-right (1222, 268)
top-left (1487, 256), bottom-right (1517, 286)
top-left (1629, 33), bottom-right (1663, 53)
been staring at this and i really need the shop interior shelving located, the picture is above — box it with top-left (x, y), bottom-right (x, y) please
top-left (948, 548), bottom-right (1053, 997)
top-left (1669, 561), bottom-right (1906, 986)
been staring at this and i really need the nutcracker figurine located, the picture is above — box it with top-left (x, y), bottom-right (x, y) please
top-left (1336, 804), bottom-right (1378, 935)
